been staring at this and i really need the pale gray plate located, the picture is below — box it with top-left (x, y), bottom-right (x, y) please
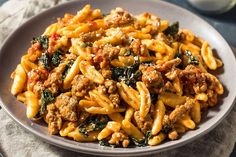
top-left (0, 0), bottom-right (236, 156)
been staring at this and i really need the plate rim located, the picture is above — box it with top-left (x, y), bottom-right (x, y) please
top-left (0, 0), bottom-right (236, 156)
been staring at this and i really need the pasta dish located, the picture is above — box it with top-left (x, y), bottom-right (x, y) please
top-left (10, 5), bottom-right (224, 147)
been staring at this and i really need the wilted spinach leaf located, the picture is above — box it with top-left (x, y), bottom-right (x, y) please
top-left (52, 49), bottom-right (63, 66)
top-left (123, 49), bottom-right (135, 56)
top-left (130, 131), bottom-right (152, 147)
top-left (32, 35), bottom-right (49, 50)
top-left (163, 21), bottom-right (179, 37)
top-left (99, 140), bottom-right (116, 147)
top-left (111, 59), bottom-right (141, 88)
top-left (150, 93), bottom-right (158, 104)
top-left (40, 89), bottom-right (55, 115)
top-left (185, 50), bottom-right (199, 65)
top-left (62, 60), bottom-right (75, 79)
top-left (79, 115), bottom-right (109, 136)
top-left (161, 124), bottom-right (172, 134)
top-left (39, 53), bottom-right (51, 70)
top-left (80, 42), bottom-right (93, 48)
top-left (174, 52), bottom-right (182, 59)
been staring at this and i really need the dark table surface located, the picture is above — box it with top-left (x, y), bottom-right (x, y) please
top-left (0, 0), bottom-right (235, 156)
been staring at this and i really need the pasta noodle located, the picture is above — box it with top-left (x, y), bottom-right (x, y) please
top-left (10, 5), bottom-right (224, 147)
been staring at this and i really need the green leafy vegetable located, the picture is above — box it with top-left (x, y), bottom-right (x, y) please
top-left (130, 131), bottom-right (152, 147)
top-left (39, 53), bottom-right (51, 70)
top-left (185, 50), bottom-right (199, 65)
top-left (123, 49), bottom-right (135, 56)
top-left (150, 93), bottom-right (158, 104)
top-left (80, 42), bottom-right (93, 48)
top-left (52, 49), bottom-right (63, 66)
top-left (99, 140), bottom-right (111, 146)
top-left (161, 124), bottom-right (172, 134)
top-left (78, 115), bottom-right (108, 136)
top-left (174, 52), bottom-right (182, 59)
top-left (99, 140), bottom-right (116, 147)
top-left (163, 21), bottom-right (179, 37)
top-left (32, 35), bottom-right (49, 50)
top-left (111, 59), bottom-right (141, 88)
top-left (40, 89), bottom-right (55, 115)
top-left (62, 60), bottom-right (75, 79)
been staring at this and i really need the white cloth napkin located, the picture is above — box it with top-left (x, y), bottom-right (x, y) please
top-left (0, 0), bottom-right (236, 157)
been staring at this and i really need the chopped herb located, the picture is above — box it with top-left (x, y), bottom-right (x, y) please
top-left (123, 49), bottom-right (135, 56)
top-left (174, 52), bottom-right (182, 59)
top-left (185, 50), bottom-right (199, 65)
top-left (111, 60), bottom-right (141, 88)
top-left (161, 124), bottom-right (171, 134)
top-left (32, 35), bottom-right (49, 50)
top-left (99, 140), bottom-right (111, 146)
top-left (149, 51), bottom-right (156, 57)
top-left (40, 89), bottom-right (55, 115)
top-left (99, 140), bottom-right (116, 147)
top-left (52, 49), bottom-right (63, 66)
top-left (163, 21), bottom-right (179, 38)
top-left (78, 115), bottom-right (108, 136)
top-left (62, 60), bottom-right (75, 79)
top-left (130, 131), bottom-right (152, 147)
top-left (150, 93), bottom-right (158, 104)
top-left (80, 42), bottom-right (93, 48)
top-left (39, 53), bottom-right (51, 70)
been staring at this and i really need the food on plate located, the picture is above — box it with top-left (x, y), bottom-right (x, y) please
top-left (11, 4), bottom-right (224, 147)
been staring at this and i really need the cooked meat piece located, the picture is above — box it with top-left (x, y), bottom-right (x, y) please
top-left (55, 93), bottom-right (78, 121)
top-left (71, 75), bottom-right (92, 98)
top-left (133, 111), bottom-right (153, 133)
top-left (193, 73), bottom-right (207, 93)
top-left (129, 39), bottom-right (148, 56)
top-left (105, 7), bottom-right (135, 27)
top-left (46, 103), bottom-right (62, 135)
top-left (32, 81), bottom-right (45, 97)
top-left (108, 131), bottom-right (130, 148)
top-left (93, 49), bottom-right (109, 69)
top-left (27, 43), bottom-right (42, 62)
top-left (102, 44), bottom-right (120, 59)
top-left (179, 65), bottom-right (207, 94)
top-left (93, 44), bottom-right (120, 69)
top-left (141, 66), bottom-right (164, 93)
top-left (44, 64), bottom-right (65, 94)
top-left (101, 68), bottom-right (112, 79)
top-left (27, 67), bottom-right (48, 94)
top-left (165, 68), bottom-right (179, 81)
top-left (109, 93), bottom-right (120, 108)
top-left (96, 85), bottom-right (107, 95)
top-left (105, 80), bottom-right (117, 94)
top-left (80, 29), bottom-right (105, 42)
top-left (203, 72), bottom-right (224, 95)
top-left (169, 98), bottom-right (195, 124)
